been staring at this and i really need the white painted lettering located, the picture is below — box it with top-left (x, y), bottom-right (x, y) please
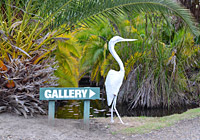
top-left (82, 90), bottom-right (87, 98)
top-left (69, 90), bottom-right (74, 98)
top-left (58, 90), bottom-right (63, 98)
top-left (63, 90), bottom-right (69, 98)
top-left (52, 90), bottom-right (58, 98)
top-left (44, 90), bottom-right (52, 98)
top-left (75, 90), bottom-right (82, 98)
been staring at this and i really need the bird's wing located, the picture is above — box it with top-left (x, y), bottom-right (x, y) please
top-left (105, 70), bottom-right (124, 106)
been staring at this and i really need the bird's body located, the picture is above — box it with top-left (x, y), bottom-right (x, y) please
top-left (105, 69), bottom-right (124, 106)
top-left (105, 36), bottom-right (137, 124)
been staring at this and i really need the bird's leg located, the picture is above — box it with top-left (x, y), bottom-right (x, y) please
top-left (110, 101), bottom-right (114, 123)
top-left (113, 97), bottom-right (124, 124)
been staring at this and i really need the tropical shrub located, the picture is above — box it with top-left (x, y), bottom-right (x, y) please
top-left (54, 33), bottom-right (81, 87)
top-left (0, 58), bottom-right (57, 117)
top-left (116, 14), bottom-right (200, 109)
top-left (0, 1), bottom-right (58, 117)
top-left (54, 21), bottom-right (113, 87)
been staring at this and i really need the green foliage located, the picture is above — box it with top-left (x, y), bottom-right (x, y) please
top-left (0, 1), bottom-right (61, 62)
top-left (54, 34), bottom-right (81, 87)
top-left (0, 0), bottom-right (199, 35)
top-left (0, 0), bottom-right (58, 117)
top-left (74, 12), bottom-right (199, 108)
top-left (79, 21), bottom-right (113, 82)
top-left (0, 0), bottom-right (199, 116)
top-left (117, 13), bottom-right (200, 109)
top-left (3, 0), bottom-right (197, 89)
top-left (58, 10), bottom-right (199, 109)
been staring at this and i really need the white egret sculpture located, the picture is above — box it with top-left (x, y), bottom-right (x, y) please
top-left (105, 36), bottom-right (137, 124)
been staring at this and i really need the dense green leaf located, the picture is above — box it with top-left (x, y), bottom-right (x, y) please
top-left (1, 0), bottom-right (199, 36)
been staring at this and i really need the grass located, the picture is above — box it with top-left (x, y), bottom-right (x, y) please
top-left (114, 107), bottom-right (200, 134)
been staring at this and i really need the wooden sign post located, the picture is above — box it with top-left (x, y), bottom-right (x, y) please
top-left (40, 87), bottom-right (100, 127)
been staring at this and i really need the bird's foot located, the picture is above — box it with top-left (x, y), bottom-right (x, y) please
top-left (111, 119), bottom-right (114, 123)
top-left (124, 123), bottom-right (129, 125)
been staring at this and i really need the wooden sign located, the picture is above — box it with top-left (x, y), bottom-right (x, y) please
top-left (40, 87), bottom-right (100, 127)
top-left (40, 87), bottom-right (100, 100)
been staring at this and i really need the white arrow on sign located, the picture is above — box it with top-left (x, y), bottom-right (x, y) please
top-left (89, 89), bottom-right (96, 98)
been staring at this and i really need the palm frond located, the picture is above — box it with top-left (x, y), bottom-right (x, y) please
top-left (36, 0), bottom-right (199, 36)
top-left (4, 0), bottom-right (198, 36)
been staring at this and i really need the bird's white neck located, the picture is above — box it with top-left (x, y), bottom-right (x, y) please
top-left (109, 42), bottom-right (124, 72)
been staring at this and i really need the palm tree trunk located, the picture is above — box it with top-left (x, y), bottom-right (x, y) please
top-left (178, 0), bottom-right (200, 22)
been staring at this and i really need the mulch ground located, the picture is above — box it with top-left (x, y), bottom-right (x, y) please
top-left (0, 113), bottom-right (199, 140)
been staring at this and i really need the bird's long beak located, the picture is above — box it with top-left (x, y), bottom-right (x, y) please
top-left (122, 39), bottom-right (137, 42)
